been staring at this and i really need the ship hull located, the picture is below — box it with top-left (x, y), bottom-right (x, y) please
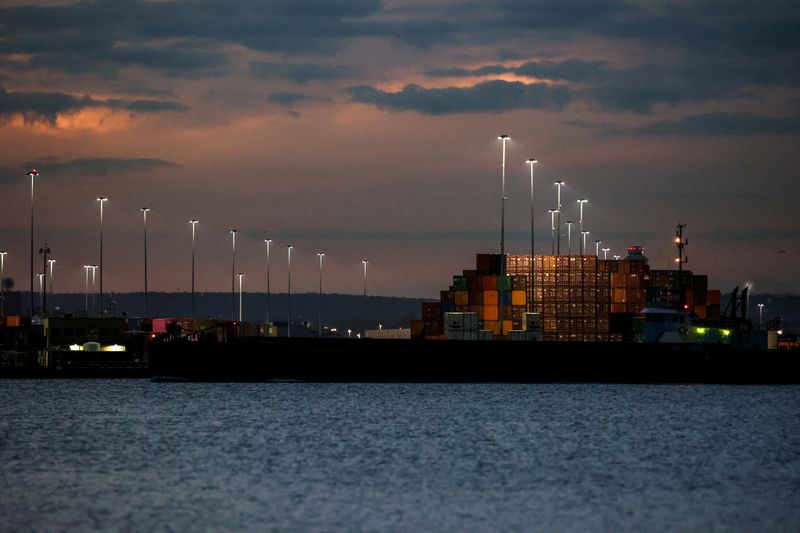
top-left (148, 337), bottom-right (800, 383)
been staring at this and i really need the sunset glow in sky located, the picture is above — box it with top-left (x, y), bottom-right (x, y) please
top-left (1, 0), bottom-right (798, 298)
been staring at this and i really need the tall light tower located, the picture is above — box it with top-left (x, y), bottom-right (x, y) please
top-left (229, 229), bottom-right (237, 321)
top-left (317, 252), bottom-right (325, 339)
top-left (141, 207), bottom-right (150, 317)
top-left (577, 199), bottom-right (588, 255)
top-left (602, 247), bottom-right (610, 260)
top-left (27, 168), bottom-right (39, 317)
top-left (237, 273), bottom-right (245, 322)
top-left (38, 244), bottom-right (50, 316)
top-left (758, 303), bottom-right (764, 330)
top-left (595, 240), bottom-right (601, 258)
top-left (548, 209), bottom-right (558, 255)
top-left (264, 238), bottom-right (272, 324)
top-left (287, 245), bottom-right (293, 338)
top-left (526, 158), bottom-right (537, 312)
top-left (498, 134), bottom-right (510, 337)
top-left (97, 197), bottom-right (108, 317)
top-left (566, 221), bottom-right (574, 255)
top-left (47, 258), bottom-right (56, 314)
top-left (0, 250), bottom-right (7, 316)
top-left (83, 265), bottom-right (91, 314)
top-left (581, 231), bottom-right (590, 255)
top-left (37, 272), bottom-right (44, 314)
top-left (553, 180), bottom-right (565, 255)
top-left (362, 259), bottom-right (368, 300)
top-left (190, 220), bottom-right (199, 317)
top-left (89, 265), bottom-right (98, 316)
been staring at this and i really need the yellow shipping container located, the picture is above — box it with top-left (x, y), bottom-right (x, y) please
top-left (483, 290), bottom-right (498, 306)
top-left (511, 290), bottom-right (526, 306)
top-left (483, 305), bottom-right (499, 321)
top-left (454, 291), bottom-right (469, 306)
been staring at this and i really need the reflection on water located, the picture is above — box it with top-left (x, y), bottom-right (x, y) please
top-left (1, 380), bottom-right (799, 531)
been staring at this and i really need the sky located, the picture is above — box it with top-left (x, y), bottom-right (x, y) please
top-left (0, 0), bottom-right (798, 299)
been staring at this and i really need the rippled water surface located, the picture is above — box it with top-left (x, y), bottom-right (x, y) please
top-left (1, 380), bottom-right (799, 531)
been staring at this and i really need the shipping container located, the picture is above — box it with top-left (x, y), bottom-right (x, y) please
top-left (454, 291), bottom-right (469, 306)
top-left (511, 290), bottom-right (526, 306)
top-left (482, 305), bottom-right (499, 321)
top-left (483, 290), bottom-right (499, 306)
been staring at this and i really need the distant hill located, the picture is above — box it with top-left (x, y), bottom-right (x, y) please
top-left (5, 291), bottom-right (426, 331)
top-left (4, 291), bottom-right (799, 333)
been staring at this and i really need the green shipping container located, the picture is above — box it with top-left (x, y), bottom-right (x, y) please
top-left (453, 276), bottom-right (469, 291)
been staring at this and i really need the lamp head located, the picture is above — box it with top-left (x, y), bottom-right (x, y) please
top-left (527, 158), bottom-right (537, 164)
top-left (498, 134), bottom-right (510, 140)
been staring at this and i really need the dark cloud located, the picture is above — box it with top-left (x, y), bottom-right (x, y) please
top-left (630, 112), bottom-right (800, 136)
top-left (123, 99), bottom-right (187, 113)
top-left (345, 80), bottom-right (570, 115)
top-left (0, 0), bottom-right (382, 61)
top-left (251, 62), bottom-right (351, 84)
top-left (23, 43), bottom-right (229, 78)
top-left (0, 85), bottom-right (185, 124)
top-left (30, 157), bottom-right (180, 177)
top-left (0, 157), bottom-right (179, 184)
top-left (0, 85), bottom-right (96, 124)
top-left (267, 92), bottom-right (328, 106)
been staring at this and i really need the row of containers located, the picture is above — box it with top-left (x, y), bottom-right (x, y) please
top-left (442, 311), bottom-right (542, 341)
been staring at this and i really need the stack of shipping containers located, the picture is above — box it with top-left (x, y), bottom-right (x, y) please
top-left (413, 247), bottom-right (724, 342)
top-left (533, 255), bottom-right (608, 342)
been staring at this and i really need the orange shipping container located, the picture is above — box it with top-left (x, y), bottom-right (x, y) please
top-left (6, 316), bottom-right (21, 327)
top-left (695, 304), bottom-right (707, 319)
top-left (483, 290), bottom-right (499, 306)
top-left (454, 291), bottom-right (469, 306)
top-left (511, 290), bottom-right (526, 306)
top-left (483, 305), bottom-right (499, 321)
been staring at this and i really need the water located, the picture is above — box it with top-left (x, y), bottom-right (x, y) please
top-left (1, 381), bottom-right (799, 531)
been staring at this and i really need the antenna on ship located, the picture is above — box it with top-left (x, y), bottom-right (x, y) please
top-left (675, 223), bottom-right (688, 272)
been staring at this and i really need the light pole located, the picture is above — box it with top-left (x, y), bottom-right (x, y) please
top-left (264, 239), bottom-right (272, 324)
top-left (27, 168), bottom-right (38, 317)
top-left (47, 258), bottom-right (56, 314)
top-left (83, 265), bottom-right (91, 314)
top-left (287, 245), bottom-right (293, 337)
top-left (362, 260), bottom-right (368, 300)
top-left (595, 240), bottom-right (601, 258)
top-left (758, 303), bottom-right (764, 330)
top-left (602, 248), bottom-right (610, 260)
top-left (548, 209), bottom-right (558, 255)
top-left (190, 220), bottom-right (199, 318)
top-left (38, 243), bottom-right (50, 316)
top-left (97, 197), bottom-right (108, 317)
top-left (498, 134), bottom-right (510, 337)
top-left (237, 273), bottom-right (244, 322)
top-left (317, 252), bottom-right (325, 338)
top-left (581, 231), bottom-right (590, 256)
top-left (141, 207), bottom-right (150, 317)
top-left (553, 180), bottom-right (564, 255)
top-left (614, 255), bottom-right (621, 260)
top-left (577, 199), bottom-right (588, 255)
top-left (90, 265), bottom-right (98, 316)
top-left (526, 158), bottom-right (537, 312)
top-left (566, 221), bottom-right (574, 255)
top-left (0, 250), bottom-right (7, 315)
top-left (229, 229), bottom-right (237, 321)
top-left (37, 272), bottom-right (44, 314)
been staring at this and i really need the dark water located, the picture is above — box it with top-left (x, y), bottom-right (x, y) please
top-left (1, 381), bottom-right (799, 532)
